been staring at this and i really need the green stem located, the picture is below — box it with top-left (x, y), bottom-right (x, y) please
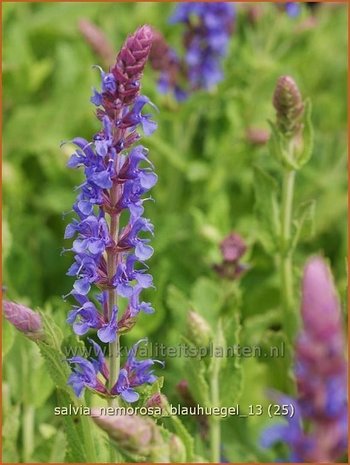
top-left (280, 169), bottom-right (297, 343)
top-left (209, 349), bottom-right (221, 463)
top-left (22, 404), bottom-right (34, 462)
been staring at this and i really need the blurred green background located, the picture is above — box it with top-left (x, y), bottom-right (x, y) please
top-left (2, 2), bottom-right (347, 462)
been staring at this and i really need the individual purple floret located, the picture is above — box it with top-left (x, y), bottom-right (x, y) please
top-left (170, 2), bottom-right (235, 90)
top-left (261, 257), bottom-right (348, 462)
top-left (285, 2), bottom-right (301, 18)
top-left (64, 25), bottom-right (162, 401)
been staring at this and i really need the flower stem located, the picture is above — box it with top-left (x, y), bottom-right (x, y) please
top-left (22, 404), bottom-right (34, 462)
top-left (107, 184), bottom-right (120, 406)
top-left (209, 350), bottom-right (221, 463)
top-left (280, 169), bottom-right (297, 343)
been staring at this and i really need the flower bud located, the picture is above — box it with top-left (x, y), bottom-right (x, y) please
top-left (91, 410), bottom-right (170, 461)
top-left (187, 311), bottom-right (212, 348)
top-left (78, 19), bottom-right (114, 66)
top-left (3, 300), bottom-right (44, 341)
top-left (273, 75), bottom-right (304, 137)
top-left (145, 392), bottom-right (168, 410)
top-left (220, 232), bottom-right (247, 263)
top-left (246, 127), bottom-right (269, 146)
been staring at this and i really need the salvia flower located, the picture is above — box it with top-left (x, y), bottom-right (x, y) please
top-left (285, 2), bottom-right (301, 18)
top-left (213, 232), bottom-right (248, 279)
top-left (3, 300), bottom-right (44, 341)
top-left (64, 25), bottom-right (162, 401)
top-left (261, 257), bottom-right (348, 462)
top-left (68, 339), bottom-right (160, 402)
top-left (170, 2), bottom-right (235, 90)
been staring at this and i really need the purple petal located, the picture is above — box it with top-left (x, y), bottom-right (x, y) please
top-left (73, 278), bottom-right (91, 295)
top-left (120, 388), bottom-right (139, 403)
top-left (135, 243), bottom-right (153, 260)
top-left (139, 171), bottom-right (158, 189)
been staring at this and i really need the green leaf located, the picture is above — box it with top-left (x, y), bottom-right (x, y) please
top-left (241, 309), bottom-right (280, 346)
top-left (253, 166), bottom-right (280, 251)
top-left (2, 318), bottom-right (15, 357)
top-left (260, 331), bottom-right (294, 395)
top-left (56, 389), bottom-right (87, 463)
top-left (40, 311), bottom-right (64, 350)
top-left (190, 277), bottom-right (225, 326)
top-left (219, 314), bottom-right (243, 407)
top-left (30, 360), bottom-right (55, 408)
top-left (268, 121), bottom-right (299, 170)
top-left (297, 99), bottom-right (314, 167)
top-left (2, 403), bottom-right (21, 462)
top-left (181, 336), bottom-right (211, 409)
top-left (61, 333), bottom-right (86, 359)
top-left (37, 341), bottom-right (71, 394)
top-left (291, 199), bottom-right (316, 249)
top-left (166, 284), bottom-right (189, 318)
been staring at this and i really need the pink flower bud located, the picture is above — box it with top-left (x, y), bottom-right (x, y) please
top-left (78, 19), bottom-right (114, 67)
top-left (246, 127), bottom-right (270, 146)
top-left (145, 392), bottom-right (168, 409)
top-left (3, 300), bottom-right (44, 340)
top-left (91, 410), bottom-right (169, 461)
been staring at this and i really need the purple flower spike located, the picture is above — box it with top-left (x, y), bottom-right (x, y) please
top-left (261, 257), bottom-right (347, 462)
top-left (64, 26), bottom-right (161, 401)
top-left (170, 2), bottom-right (235, 91)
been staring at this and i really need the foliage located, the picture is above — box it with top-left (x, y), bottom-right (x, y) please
top-left (2, 2), bottom-right (347, 463)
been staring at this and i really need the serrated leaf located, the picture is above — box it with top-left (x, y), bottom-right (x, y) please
top-left (253, 166), bottom-right (280, 251)
top-left (61, 333), bottom-right (86, 359)
top-left (40, 311), bottom-right (64, 350)
top-left (37, 341), bottom-right (71, 394)
top-left (219, 314), bottom-right (243, 407)
top-left (291, 199), bottom-right (316, 249)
